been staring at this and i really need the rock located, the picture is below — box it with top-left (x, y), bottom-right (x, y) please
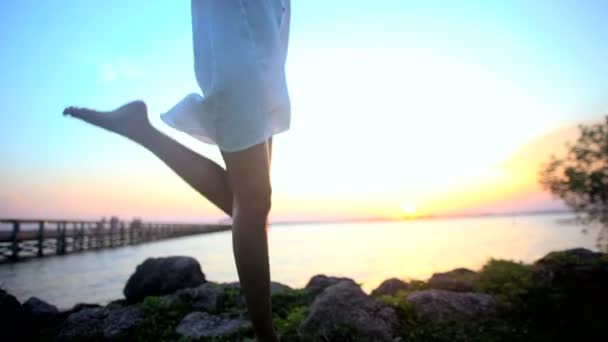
top-left (534, 248), bottom-right (608, 287)
top-left (300, 280), bottom-right (399, 341)
top-left (184, 281), bottom-right (294, 312)
top-left (533, 248), bottom-right (608, 338)
top-left (371, 278), bottom-right (409, 297)
top-left (107, 299), bottom-right (128, 307)
top-left (170, 283), bottom-right (223, 312)
top-left (428, 268), bottom-right (477, 292)
top-left (406, 289), bottom-right (496, 322)
top-left (67, 303), bottom-right (102, 314)
top-left (56, 307), bottom-right (109, 341)
top-left (176, 311), bottom-right (249, 339)
top-left (0, 288), bottom-right (25, 340)
top-left (123, 256), bottom-right (206, 303)
top-left (56, 306), bottom-right (143, 341)
top-left (23, 297), bottom-right (59, 320)
top-left (103, 306), bottom-right (143, 339)
top-left (220, 281), bottom-right (292, 295)
top-left (304, 274), bottom-right (356, 297)
top-left (270, 281), bottom-right (293, 294)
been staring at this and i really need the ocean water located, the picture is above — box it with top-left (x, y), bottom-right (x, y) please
top-left (0, 214), bottom-right (598, 309)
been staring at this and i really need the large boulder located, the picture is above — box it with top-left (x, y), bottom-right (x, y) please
top-left (428, 268), bottom-right (477, 292)
top-left (23, 297), bottom-right (59, 320)
top-left (300, 280), bottom-right (399, 341)
top-left (533, 247), bottom-right (608, 336)
top-left (534, 248), bottom-right (608, 287)
top-left (124, 256), bottom-right (206, 303)
top-left (176, 311), bottom-right (249, 339)
top-left (406, 289), bottom-right (496, 322)
top-left (371, 278), bottom-right (409, 297)
top-left (304, 274), bottom-right (356, 297)
top-left (0, 288), bottom-right (25, 340)
top-left (56, 306), bottom-right (143, 341)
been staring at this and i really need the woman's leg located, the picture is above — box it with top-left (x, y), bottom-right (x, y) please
top-left (221, 140), bottom-right (277, 342)
top-left (63, 101), bottom-right (233, 216)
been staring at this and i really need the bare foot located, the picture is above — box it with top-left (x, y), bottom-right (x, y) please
top-left (63, 100), bottom-right (150, 142)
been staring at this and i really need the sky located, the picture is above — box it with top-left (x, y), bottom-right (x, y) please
top-left (1, 0), bottom-right (607, 223)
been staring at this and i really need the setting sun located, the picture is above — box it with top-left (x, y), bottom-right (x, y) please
top-left (400, 202), bottom-right (417, 216)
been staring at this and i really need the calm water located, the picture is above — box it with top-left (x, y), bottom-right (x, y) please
top-left (0, 214), bottom-right (597, 309)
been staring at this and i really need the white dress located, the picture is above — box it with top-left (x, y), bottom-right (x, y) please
top-left (161, 0), bottom-right (291, 152)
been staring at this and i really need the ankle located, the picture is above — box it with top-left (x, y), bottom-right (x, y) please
top-left (255, 328), bottom-right (279, 342)
top-left (256, 333), bottom-right (279, 342)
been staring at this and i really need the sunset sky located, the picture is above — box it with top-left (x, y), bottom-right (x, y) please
top-left (1, 0), bottom-right (607, 223)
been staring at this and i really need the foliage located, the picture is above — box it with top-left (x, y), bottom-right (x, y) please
top-left (407, 279), bottom-right (431, 291)
top-left (401, 319), bottom-right (527, 342)
top-left (218, 286), bottom-right (245, 314)
top-left (132, 295), bottom-right (255, 342)
top-left (271, 289), bottom-right (312, 340)
top-left (130, 296), bottom-right (193, 342)
top-left (378, 280), bottom-right (528, 341)
top-left (377, 289), bottom-right (418, 327)
top-left (473, 259), bottom-right (536, 313)
top-left (273, 306), bottom-right (309, 340)
top-left (271, 289), bottom-right (312, 318)
top-left (540, 116), bottom-right (608, 249)
top-left (542, 249), bottom-right (607, 266)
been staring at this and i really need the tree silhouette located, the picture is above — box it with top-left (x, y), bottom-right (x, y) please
top-left (540, 116), bottom-right (608, 250)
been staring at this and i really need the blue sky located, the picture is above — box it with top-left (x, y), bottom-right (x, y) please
top-left (1, 0), bottom-right (607, 221)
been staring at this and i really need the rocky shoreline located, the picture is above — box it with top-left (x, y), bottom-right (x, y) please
top-left (2, 248), bottom-right (607, 341)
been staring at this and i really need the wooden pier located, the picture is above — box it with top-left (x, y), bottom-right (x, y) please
top-left (0, 218), bottom-right (231, 262)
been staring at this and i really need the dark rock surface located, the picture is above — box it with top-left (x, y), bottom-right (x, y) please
top-left (65, 303), bottom-right (102, 316)
top-left (56, 306), bottom-right (143, 341)
top-left (371, 278), bottom-right (409, 297)
top-left (168, 283), bottom-right (224, 312)
top-left (300, 280), bottom-right (399, 341)
top-left (123, 256), bottom-right (206, 303)
top-left (304, 274), bottom-right (356, 297)
top-left (428, 268), bottom-right (477, 292)
top-left (23, 297), bottom-right (59, 320)
top-left (175, 311), bottom-right (249, 339)
top-left (103, 306), bottom-right (144, 339)
top-left (0, 288), bottom-right (25, 340)
top-left (406, 289), bottom-right (496, 322)
top-left (56, 307), bottom-right (109, 341)
top-left (534, 248), bottom-right (608, 287)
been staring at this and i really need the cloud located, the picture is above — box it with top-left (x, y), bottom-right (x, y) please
top-left (118, 62), bottom-right (145, 79)
top-left (100, 64), bottom-right (117, 82)
top-left (99, 62), bottom-right (144, 83)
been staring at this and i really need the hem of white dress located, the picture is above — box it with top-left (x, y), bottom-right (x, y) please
top-left (161, 101), bottom-right (291, 153)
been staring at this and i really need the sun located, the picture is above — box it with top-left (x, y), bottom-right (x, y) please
top-left (400, 202), bottom-right (417, 215)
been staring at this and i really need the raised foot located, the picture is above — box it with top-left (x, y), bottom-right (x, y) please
top-left (63, 100), bottom-right (150, 139)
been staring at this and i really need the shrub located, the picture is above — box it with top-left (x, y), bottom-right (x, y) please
top-left (131, 296), bottom-right (192, 342)
top-left (473, 259), bottom-right (536, 313)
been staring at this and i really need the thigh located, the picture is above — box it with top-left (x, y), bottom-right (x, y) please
top-left (221, 140), bottom-right (271, 201)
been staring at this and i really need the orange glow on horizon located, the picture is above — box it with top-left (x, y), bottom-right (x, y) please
top-left (1, 122), bottom-right (584, 223)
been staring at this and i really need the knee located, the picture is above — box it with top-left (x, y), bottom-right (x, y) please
top-left (233, 183), bottom-right (272, 219)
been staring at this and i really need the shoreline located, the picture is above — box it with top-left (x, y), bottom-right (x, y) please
top-left (2, 247), bottom-right (607, 341)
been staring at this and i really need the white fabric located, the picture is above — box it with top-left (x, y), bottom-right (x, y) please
top-left (161, 0), bottom-right (291, 152)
